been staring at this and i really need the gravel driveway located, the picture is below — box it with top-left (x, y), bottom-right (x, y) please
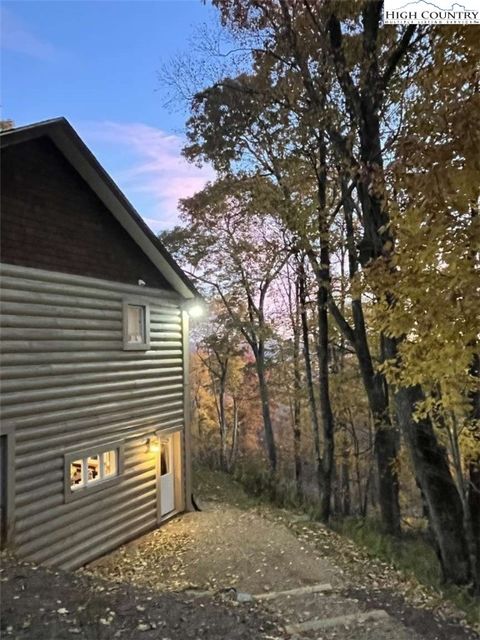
top-left (1, 469), bottom-right (478, 640)
top-left (89, 470), bottom-right (479, 640)
top-left (0, 553), bottom-right (282, 639)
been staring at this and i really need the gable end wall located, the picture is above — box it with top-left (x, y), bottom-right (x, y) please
top-left (1, 137), bottom-right (172, 290)
top-left (0, 263), bottom-right (187, 569)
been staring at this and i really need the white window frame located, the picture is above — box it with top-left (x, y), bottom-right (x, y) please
top-left (123, 300), bottom-right (150, 350)
top-left (64, 442), bottom-right (124, 502)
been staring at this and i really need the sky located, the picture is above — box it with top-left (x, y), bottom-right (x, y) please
top-left (1, 0), bottom-right (217, 232)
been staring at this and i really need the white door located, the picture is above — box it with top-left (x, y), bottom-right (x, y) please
top-left (0, 436), bottom-right (6, 546)
top-left (160, 436), bottom-right (175, 516)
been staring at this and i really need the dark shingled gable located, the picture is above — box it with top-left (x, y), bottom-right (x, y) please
top-left (1, 136), bottom-right (173, 290)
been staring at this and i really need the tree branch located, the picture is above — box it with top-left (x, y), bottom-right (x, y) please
top-left (326, 12), bottom-right (361, 121)
top-left (380, 25), bottom-right (417, 97)
top-left (328, 296), bottom-right (357, 349)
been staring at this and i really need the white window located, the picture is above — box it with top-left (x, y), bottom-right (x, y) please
top-left (127, 305), bottom-right (145, 343)
top-left (123, 301), bottom-right (150, 350)
top-left (66, 444), bottom-right (123, 499)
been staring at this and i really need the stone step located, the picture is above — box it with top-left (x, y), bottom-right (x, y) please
top-left (285, 608), bottom-right (389, 634)
top-left (253, 582), bottom-right (333, 601)
top-left (259, 589), bottom-right (364, 628)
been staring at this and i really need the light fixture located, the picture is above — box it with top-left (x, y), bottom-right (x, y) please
top-left (187, 304), bottom-right (204, 319)
top-left (184, 300), bottom-right (205, 318)
top-left (147, 436), bottom-right (160, 453)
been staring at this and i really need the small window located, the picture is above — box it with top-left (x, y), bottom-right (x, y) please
top-left (103, 450), bottom-right (117, 477)
top-left (127, 305), bottom-right (145, 343)
top-left (160, 439), bottom-right (171, 476)
top-left (123, 301), bottom-right (150, 350)
top-left (70, 459), bottom-right (84, 489)
top-left (67, 446), bottom-right (122, 496)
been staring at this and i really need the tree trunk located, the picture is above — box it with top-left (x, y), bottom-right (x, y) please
top-left (468, 351), bottom-right (480, 591)
top-left (194, 389), bottom-right (203, 439)
top-left (468, 462), bottom-right (480, 593)
top-left (292, 298), bottom-right (303, 497)
top-left (363, 465), bottom-right (374, 518)
top-left (333, 463), bottom-right (342, 515)
top-left (395, 385), bottom-right (471, 584)
top-left (342, 436), bottom-right (351, 516)
top-left (445, 407), bottom-right (480, 594)
top-left (210, 365), bottom-right (228, 471)
top-left (215, 366), bottom-right (228, 472)
top-left (373, 424), bottom-right (400, 533)
top-left (219, 389), bottom-right (228, 471)
top-left (331, 280), bottom-right (401, 533)
top-left (335, 180), bottom-right (401, 535)
top-left (315, 265), bottom-right (334, 522)
top-left (350, 314), bottom-right (400, 535)
top-left (228, 396), bottom-right (240, 471)
top-left (351, 424), bottom-right (365, 515)
top-left (312, 131), bottom-right (335, 523)
top-left (298, 258), bottom-right (325, 505)
top-left (254, 343), bottom-right (277, 472)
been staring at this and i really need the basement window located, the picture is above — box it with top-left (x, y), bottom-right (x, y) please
top-left (123, 301), bottom-right (150, 350)
top-left (65, 443), bottom-right (124, 500)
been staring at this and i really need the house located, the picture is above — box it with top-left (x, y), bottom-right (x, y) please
top-left (0, 118), bottom-right (201, 569)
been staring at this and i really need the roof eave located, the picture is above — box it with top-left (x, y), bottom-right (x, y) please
top-left (1, 118), bottom-right (200, 300)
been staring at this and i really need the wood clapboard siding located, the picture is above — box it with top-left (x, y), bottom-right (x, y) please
top-left (0, 263), bottom-right (186, 569)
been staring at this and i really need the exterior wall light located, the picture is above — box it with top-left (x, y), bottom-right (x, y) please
top-left (147, 436), bottom-right (160, 453)
top-left (185, 302), bottom-right (204, 319)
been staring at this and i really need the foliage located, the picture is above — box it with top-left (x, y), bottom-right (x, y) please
top-left (376, 27), bottom-right (479, 423)
top-left (164, 0), bottom-right (480, 589)
top-left (367, 27), bottom-right (480, 528)
top-left (0, 119), bottom-right (14, 131)
top-left (334, 517), bottom-right (480, 627)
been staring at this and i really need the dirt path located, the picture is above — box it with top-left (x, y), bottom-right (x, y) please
top-left (89, 470), bottom-right (479, 640)
top-left (0, 552), bottom-right (281, 639)
top-left (89, 506), bottom-right (341, 594)
top-left (1, 469), bottom-right (478, 639)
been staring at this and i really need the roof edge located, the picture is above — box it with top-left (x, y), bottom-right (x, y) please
top-left (1, 118), bottom-right (200, 300)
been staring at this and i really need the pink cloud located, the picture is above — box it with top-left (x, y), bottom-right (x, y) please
top-left (80, 121), bottom-right (215, 232)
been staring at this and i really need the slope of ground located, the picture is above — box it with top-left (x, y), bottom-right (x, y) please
top-left (1, 468), bottom-right (478, 639)
top-left (0, 553), bottom-right (281, 639)
top-left (89, 468), bottom-right (479, 640)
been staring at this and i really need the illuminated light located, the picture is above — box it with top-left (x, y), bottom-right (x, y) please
top-left (147, 437), bottom-right (160, 453)
top-left (187, 303), bottom-right (204, 319)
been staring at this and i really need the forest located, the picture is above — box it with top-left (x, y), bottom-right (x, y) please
top-left (159, 1), bottom-right (480, 593)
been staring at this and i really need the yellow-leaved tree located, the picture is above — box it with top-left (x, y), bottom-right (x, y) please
top-left (373, 26), bottom-right (480, 588)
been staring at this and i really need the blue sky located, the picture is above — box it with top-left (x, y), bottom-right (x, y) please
top-left (1, 0), bottom-right (217, 231)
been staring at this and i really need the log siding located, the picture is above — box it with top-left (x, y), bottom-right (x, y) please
top-left (0, 263), bottom-right (187, 569)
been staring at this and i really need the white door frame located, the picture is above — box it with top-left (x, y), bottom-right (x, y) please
top-left (159, 435), bottom-right (174, 517)
top-left (0, 424), bottom-right (15, 548)
top-left (156, 427), bottom-right (184, 523)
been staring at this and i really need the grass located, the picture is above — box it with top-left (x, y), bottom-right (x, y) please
top-left (193, 464), bottom-right (262, 510)
top-left (333, 516), bottom-right (480, 627)
top-left (332, 516), bottom-right (441, 584)
top-left (194, 459), bottom-right (305, 512)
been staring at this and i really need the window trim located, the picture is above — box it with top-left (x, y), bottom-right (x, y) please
top-left (64, 441), bottom-right (125, 503)
top-left (123, 299), bottom-right (150, 350)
